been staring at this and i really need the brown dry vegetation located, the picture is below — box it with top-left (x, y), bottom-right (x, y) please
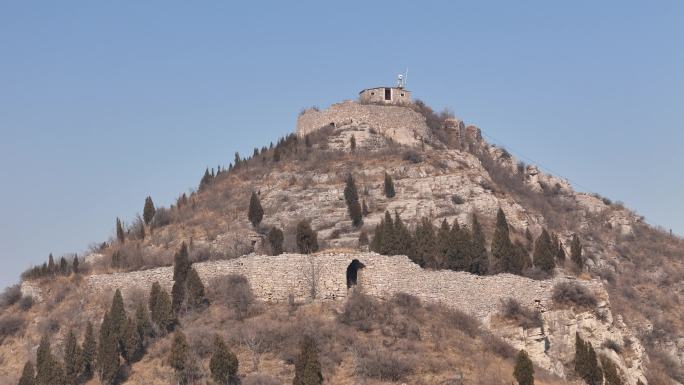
top-left (11, 113), bottom-right (684, 383)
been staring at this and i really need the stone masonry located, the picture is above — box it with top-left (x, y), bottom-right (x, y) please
top-left (296, 101), bottom-right (432, 147)
top-left (87, 252), bottom-right (599, 320)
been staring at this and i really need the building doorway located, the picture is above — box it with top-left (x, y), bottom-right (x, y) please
top-left (346, 259), bottom-right (366, 288)
top-left (384, 88), bottom-right (391, 101)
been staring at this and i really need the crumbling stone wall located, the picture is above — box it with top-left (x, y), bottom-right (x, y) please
top-left (296, 101), bottom-right (432, 147)
top-left (87, 252), bottom-right (601, 320)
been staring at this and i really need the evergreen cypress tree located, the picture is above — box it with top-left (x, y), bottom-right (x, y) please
top-left (18, 361), bottom-right (35, 385)
top-left (47, 254), bottom-right (55, 275)
top-left (491, 208), bottom-right (513, 274)
top-left (97, 312), bottom-right (119, 385)
top-left (296, 220), bottom-right (319, 254)
top-left (36, 335), bottom-right (51, 385)
top-left (511, 240), bottom-right (531, 275)
top-left (116, 218), bottom-right (125, 244)
top-left (135, 301), bottom-right (154, 339)
top-left (343, 174), bottom-right (363, 227)
top-left (448, 220), bottom-right (472, 271)
top-left (469, 214), bottom-right (489, 275)
top-left (199, 168), bottom-right (213, 192)
top-left (63, 330), bottom-right (81, 385)
top-left (383, 172), bottom-right (396, 198)
top-left (361, 199), bottom-right (369, 216)
top-left (248, 192), bottom-right (264, 227)
top-left (379, 211), bottom-right (395, 255)
top-left (143, 196), bottom-right (156, 225)
top-left (571, 234), bottom-right (583, 269)
top-left (81, 322), bottom-right (96, 380)
top-left (601, 356), bottom-right (624, 385)
top-left (59, 257), bottom-right (68, 275)
top-left (35, 335), bottom-right (65, 385)
top-left (575, 333), bottom-right (603, 385)
top-left (273, 147), bottom-right (281, 162)
top-left (171, 279), bottom-right (185, 314)
top-left (268, 227), bottom-right (284, 256)
top-left (72, 256), bottom-right (79, 275)
top-left (412, 217), bottom-right (436, 267)
top-left (210, 335), bottom-right (239, 385)
top-left (293, 336), bottom-right (323, 385)
top-left (169, 331), bottom-right (189, 372)
top-left (173, 242), bottom-right (191, 283)
top-left (393, 212), bottom-right (414, 258)
top-left (369, 217), bottom-right (386, 254)
top-left (555, 235), bottom-right (566, 262)
top-left (150, 284), bottom-right (175, 333)
top-left (121, 317), bottom-right (143, 364)
top-left (108, 289), bottom-right (126, 341)
top-left (533, 229), bottom-right (556, 273)
top-left (186, 267), bottom-right (208, 309)
top-left (436, 219), bottom-right (451, 268)
top-left (350, 135), bottom-right (356, 151)
top-left (513, 349), bottom-right (534, 385)
top-left (149, 282), bottom-right (161, 321)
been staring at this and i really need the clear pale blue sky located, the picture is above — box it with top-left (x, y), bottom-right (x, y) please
top-left (1, 1), bottom-right (682, 288)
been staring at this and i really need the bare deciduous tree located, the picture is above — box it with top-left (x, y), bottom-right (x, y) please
top-left (302, 255), bottom-right (322, 300)
top-left (240, 326), bottom-right (265, 372)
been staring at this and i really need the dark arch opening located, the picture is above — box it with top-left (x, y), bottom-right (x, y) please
top-left (346, 259), bottom-right (366, 288)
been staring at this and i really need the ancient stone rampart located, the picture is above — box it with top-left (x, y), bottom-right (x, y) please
top-left (87, 252), bottom-right (602, 320)
top-left (296, 101), bottom-right (432, 147)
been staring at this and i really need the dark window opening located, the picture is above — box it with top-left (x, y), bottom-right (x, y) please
top-left (384, 88), bottom-right (391, 100)
top-left (370, 92), bottom-right (375, 96)
top-left (346, 259), bottom-right (366, 288)
top-left (401, 93), bottom-right (405, 97)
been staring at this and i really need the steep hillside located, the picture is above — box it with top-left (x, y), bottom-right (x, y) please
top-left (2, 99), bottom-right (682, 385)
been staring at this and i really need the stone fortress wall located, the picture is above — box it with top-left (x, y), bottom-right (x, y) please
top-left (296, 101), bottom-right (433, 147)
top-left (86, 252), bottom-right (603, 321)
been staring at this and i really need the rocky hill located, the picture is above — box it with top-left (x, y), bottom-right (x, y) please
top-left (1, 97), bottom-right (682, 385)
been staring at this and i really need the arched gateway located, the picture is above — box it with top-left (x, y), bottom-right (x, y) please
top-left (346, 259), bottom-right (366, 288)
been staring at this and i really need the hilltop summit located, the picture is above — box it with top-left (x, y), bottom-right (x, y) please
top-left (2, 93), bottom-right (682, 385)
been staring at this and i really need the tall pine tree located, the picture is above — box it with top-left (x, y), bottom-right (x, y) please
top-left (296, 220), bottom-right (319, 254)
top-left (248, 192), bottom-right (264, 227)
top-left (411, 217), bottom-right (436, 266)
top-left (293, 336), bottom-right (323, 385)
top-left (343, 174), bottom-right (363, 227)
top-left (513, 349), bottom-right (534, 385)
top-left (81, 322), bottom-right (96, 380)
top-left (185, 267), bottom-right (208, 309)
top-left (210, 335), bottom-right (239, 385)
top-left (469, 214), bottom-right (489, 275)
top-left (491, 208), bottom-right (513, 274)
top-left (108, 289), bottom-right (126, 342)
top-left (383, 172), bottom-right (396, 198)
top-left (533, 229), bottom-right (556, 273)
top-left (18, 361), bottom-right (35, 385)
top-left (63, 330), bottom-right (81, 385)
top-left (97, 312), bottom-right (119, 385)
top-left (143, 196), bottom-right (156, 225)
top-left (173, 242), bottom-right (191, 283)
top-left (571, 234), bottom-right (583, 269)
top-left (116, 218), bottom-right (125, 244)
top-left (169, 331), bottom-right (189, 373)
top-left (268, 227), bottom-right (284, 256)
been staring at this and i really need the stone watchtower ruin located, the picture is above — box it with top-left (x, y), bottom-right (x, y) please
top-left (358, 86), bottom-right (411, 105)
top-left (358, 72), bottom-right (412, 105)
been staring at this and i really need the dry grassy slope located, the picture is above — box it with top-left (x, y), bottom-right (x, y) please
top-left (4, 105), bottom-right (683, 384)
